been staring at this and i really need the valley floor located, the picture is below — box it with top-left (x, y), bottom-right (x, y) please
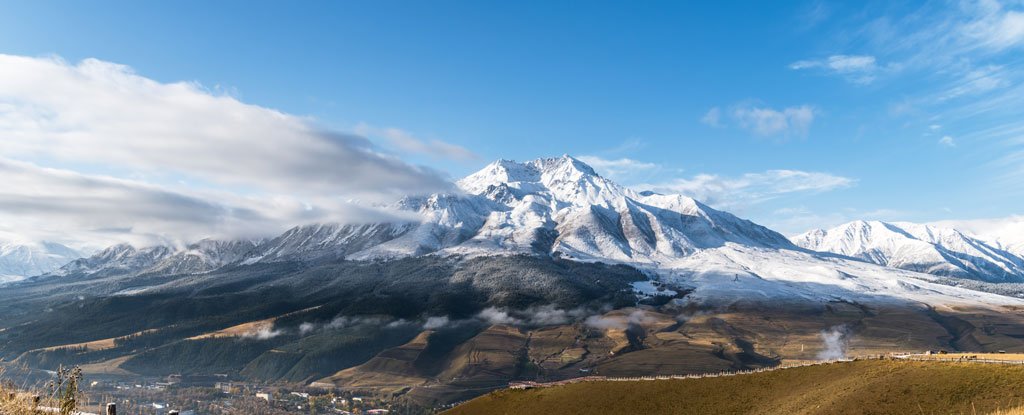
top-left (445, 359), bottom-right (1024, 415)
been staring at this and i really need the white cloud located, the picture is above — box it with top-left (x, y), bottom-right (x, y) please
top-left (242, 326), bottom-right (284, 340)
top-left (0, 55), bottom-right (453, 200)
top-left (701, 107), bottom-right (722, 127)
top-left (939, 135), bottom-right (956, 147)
top-left (605, 138), bottom-right (647, 154)
top-left (770, 206), bottom-right (912, 236)
top-left (929, 215), bottom-right (1024, 252)
top-left (476, 307), bottom-right (522, 326)
top-left (354, 122), bottom-right (478, 161)
top-left (790, 55), bottom-right (880, 84)
top-left (641, 169), bottom-right (854, 208)
top-left (423, 316), bottom-right (451, 330)
top-left (576, 156), bottom-right (661, 181)
top-left (0, 54), bottom-right (450, 247)
top-left (731, 104), bottom-right (816, 138)
top-left (939, 65), bottom-right (1009, 100)
top-left (962, 7), bottom-right (1024, 51)
top-left (0, 158), bottom-right (417, 249)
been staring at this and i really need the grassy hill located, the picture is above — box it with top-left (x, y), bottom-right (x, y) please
top-left (446, 360), bottom-right (1024, 415)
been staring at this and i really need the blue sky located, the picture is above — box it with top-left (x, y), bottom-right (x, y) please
top-left (1, 0), bottom-right (1023, 246)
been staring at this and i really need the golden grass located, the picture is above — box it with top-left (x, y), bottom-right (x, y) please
top-left (34, 328), bottom-right (160, 352)
top-left (0, 367), bottom-right (85, 415)
top-left (910, 353), bottom-right (1024, 361)
top-left (78, 355), bottom-right (135, 376)
top-left (186, 317), bottom-right (276, 340)
top-left (990, 407), bottom-right (1024, 415)
top-left (186, 305), bottom-right (322, 340)
top-left (447, 360), bottom-right (1024, 415)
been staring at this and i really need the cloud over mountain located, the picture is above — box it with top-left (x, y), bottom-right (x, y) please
top-left (0, 54), bottom-right (451, 247)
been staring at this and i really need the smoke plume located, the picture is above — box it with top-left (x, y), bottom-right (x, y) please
top-left (817, 325), bottom-right (851, 360)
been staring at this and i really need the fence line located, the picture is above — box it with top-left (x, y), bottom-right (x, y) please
top-left (507, 354), bottom-right (1024, 390)
top-left (508, 359), bottom-right (854, 389)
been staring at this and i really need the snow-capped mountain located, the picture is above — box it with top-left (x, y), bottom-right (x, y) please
top-left (36, 156), bottom-right (1024, 309)
top-left (51, 239), bottom-right (263, 279)
top-left (52, 243), bottom-right (176, 278)
top-left (147, 239), bottom-right (265, 274)
top-left (792, 220), bottom-right (1024, 282)
top-left (239, 223), bottom-right (413, 264)
top-left (929, 216), bottom-right (1024, 258)
top-left (237, 155), bottom-right (793, 266)
top-left (0, 240), bottom-right (81, 282)
top-left (446, 156), bottom-right (795, 259)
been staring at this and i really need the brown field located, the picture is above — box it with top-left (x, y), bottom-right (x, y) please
top-left (446, 360), bottom-right (1024, 415)
top-left (187, 305), bottom-right (321, 340)
top-left (34, 328), bottom-right (161, 352)
top-left (313, 302), bottom-right (1024, 407)
top-left (186, 317), bottom-right (276, 340)
top-left (78, 355), bottom-right (136, 376)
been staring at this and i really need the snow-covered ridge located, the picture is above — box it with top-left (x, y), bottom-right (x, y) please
top-left (50, 239), bottom-right (263, 279)
top-left (793, 220), bottom-right (1024, 282)
top-left (45, 155), bottom-right (797, 277)
top-left (34, 156), bottom-right (1024, 309)
top-left (929, 216), bottom-right (1024, 258)
top-left (0, 240), bottom-right (80, 283)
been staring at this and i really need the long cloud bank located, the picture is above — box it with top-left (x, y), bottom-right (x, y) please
top-left (0, 54), bottom-right (452, 248)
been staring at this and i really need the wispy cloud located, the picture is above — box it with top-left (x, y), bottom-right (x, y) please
top-left (790, 54), bottom-right (883, 84)
top-left (577, 156), bottom-right (660, 179)
top-left (354, 122), bottom-right (478, 161)
top-left (960, 4), bottom-right (1024, 51)
top-left (814, 1), bottom-right (1024, 192)
top-left (639, 169), bottom-right (854, 209)
top-left (770, 206), bottom-right (913, 236)
top-left (939, 135), bottom-right (956, 147)
top-left (702, 102), bottom-right (816, 139)
top-left (701, 107), bottom-right (722, 127)
top-left (939, 65), bottom-right (1009, 101)
top-left (731, 104), bottom-right (816, 138)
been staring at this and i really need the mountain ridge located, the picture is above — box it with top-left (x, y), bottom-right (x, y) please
top-left (792, 220), bottom-right (1024, 282)
top-left (40, 155), bottom-right (798, 281)
top-left (27, 156), bottom-right (1023, 310)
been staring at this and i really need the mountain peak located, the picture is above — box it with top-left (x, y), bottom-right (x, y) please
top-left (459, 155), bottom-right (602, 195)
top-left (0, 239), bottom-right (82, 282)
top-left (533, 154), bottom-right (598, 177)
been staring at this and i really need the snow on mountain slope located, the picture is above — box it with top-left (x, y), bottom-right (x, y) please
top-left (0, 240), bottom-right (80, 282)
top-left (347, 156), bottom-right (1022, 308)
top-left (39, 155), bottom-right (1024, 309)
top-left (147, 239), bottom-right (264, 274)
top-left (361, 155), bottom-right (795, 262)
top-left (242, 223), bottom-right (414, 263)
top-left (659, 245), bottom-right (1024, 308)
top-left (51, 239), bottom-right (263, 279)
top-left (52, 243), bottom-right (176, 278)
top-left (929, 216), bottom-right (1024, 258)
top-left (793, 220), bottom-right (1024, 282)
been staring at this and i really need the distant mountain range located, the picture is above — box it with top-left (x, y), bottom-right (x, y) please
top-left (51, 239), bottom-right (263, 280)
top-left (16, 155), bottom-right (1020, 306)
top-left (0, 240), bottom-right (80, 283)
top-left (12, 155), bottom-right (1018, 292)
top-left (792, 220), bottom-right (1024, 283)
